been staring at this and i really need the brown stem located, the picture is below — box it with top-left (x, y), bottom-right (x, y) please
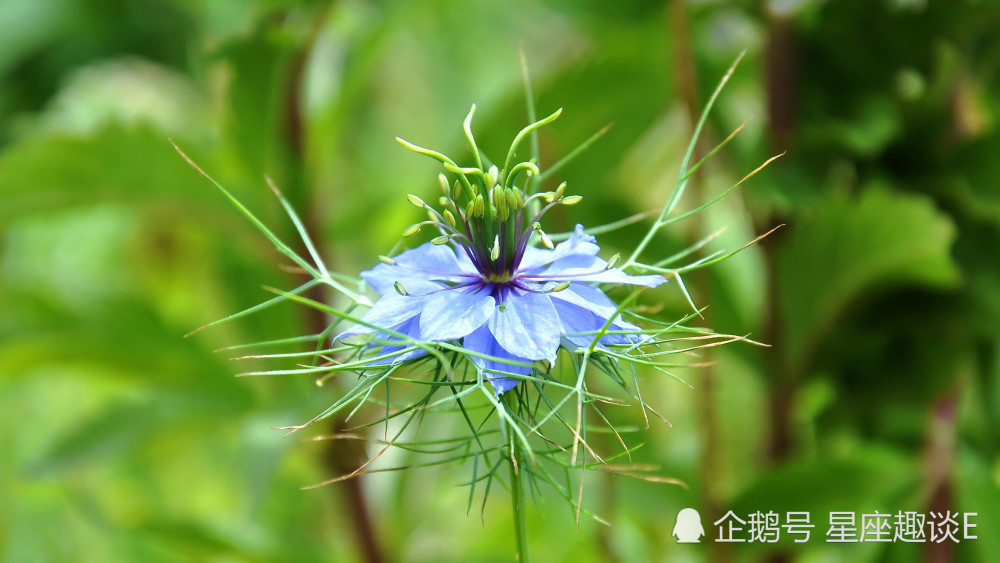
top-left (278, 4), bottom-right (385, 562)
top-left (924, 395), bottom-right (957, 563)
top-left (765, 374), bottom-right (793, 463)
top-left (758, 152), bottom-right (792, 563)
top-left (757, 6), bottom-right (800, 563)
top-left (762, 10), bottom-right (797, 153)
top-left (668, 0), bottom-right (699, 131)
top-left (759, 0), bottom-right (798, 467)
top-left (323, 420), bottom-right (386, 563)
top-left (666, 2), bottom-right (729, 562)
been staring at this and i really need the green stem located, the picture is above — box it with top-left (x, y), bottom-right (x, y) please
top-left (509, 447), bottom-right (531, 563)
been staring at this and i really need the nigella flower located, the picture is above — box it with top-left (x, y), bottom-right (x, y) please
top-left (338, 224), bottom-right (664, 394)
top-left (336, 108), bottom-right (665, 394)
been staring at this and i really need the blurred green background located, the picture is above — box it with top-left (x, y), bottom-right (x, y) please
top-left (2, 0), bottom-right (1000, 561)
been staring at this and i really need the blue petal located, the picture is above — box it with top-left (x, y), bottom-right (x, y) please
top-left (551, 297), bottom-right (605, 348)
top-left (453, 243), bottom-right (479, 273)
top-left (365, 318), bottom-right (428, 366)
top-left (487, 289), bottom-right (560, 363)
top-left (551, 283), bottom-right (647, 348)
top-left (367, 344), bottom-right (427, 365)
top-left (517, 224), bottom-right (600, 271)
top-left (463, 325), bottom-right (532, 395)
top-left (539, 253), bottom-right (605, 273)
top-left (335, 280), bottom-right (442, 341)
top-left (541, 255), bottom-right (666, 287)
top-left (517, 245), bottom-right (553, 273)
top-left (548, 282), bottom-right (637, 327)
top-left (419, 287), bottom-right (495, 342)
top-left (551, 295), bottom-right (635, 349)
top-left (333, 280), bottom-right (443, 342)
top-left (362, 243), bottom-right (478, 294)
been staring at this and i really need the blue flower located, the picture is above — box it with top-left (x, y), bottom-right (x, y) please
top-left (338, 224), bottom-right (665, 394)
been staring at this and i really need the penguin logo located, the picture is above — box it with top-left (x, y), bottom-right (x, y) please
top-left (672, 508), bottom-right (705, 543)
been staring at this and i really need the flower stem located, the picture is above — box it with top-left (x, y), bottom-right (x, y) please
top-left (509, 447), bottom-right (531, 563)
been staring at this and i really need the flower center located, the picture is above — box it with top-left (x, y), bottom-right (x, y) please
top-left (404, 166), bottom-right (581, 285)
top-left (483, 271), bottom-right (517, 284)
top-left (395, 104), bottom-right (583, 284)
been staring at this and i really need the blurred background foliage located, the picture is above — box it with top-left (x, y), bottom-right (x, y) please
top-left (2, 0), bottom-right (999, 561)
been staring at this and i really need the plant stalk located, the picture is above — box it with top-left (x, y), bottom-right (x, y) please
top-left (510, 442), bottom-right (531, 562)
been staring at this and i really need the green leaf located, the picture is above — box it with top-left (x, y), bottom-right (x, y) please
top-left (957, 447), bottom-right (1000, 563)
top-left (730, 446), bottom-right (920, 520)
top-left (0, 123), bottom-right (227, 225)
top-left (777, 187), bottom-right (960, 374)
